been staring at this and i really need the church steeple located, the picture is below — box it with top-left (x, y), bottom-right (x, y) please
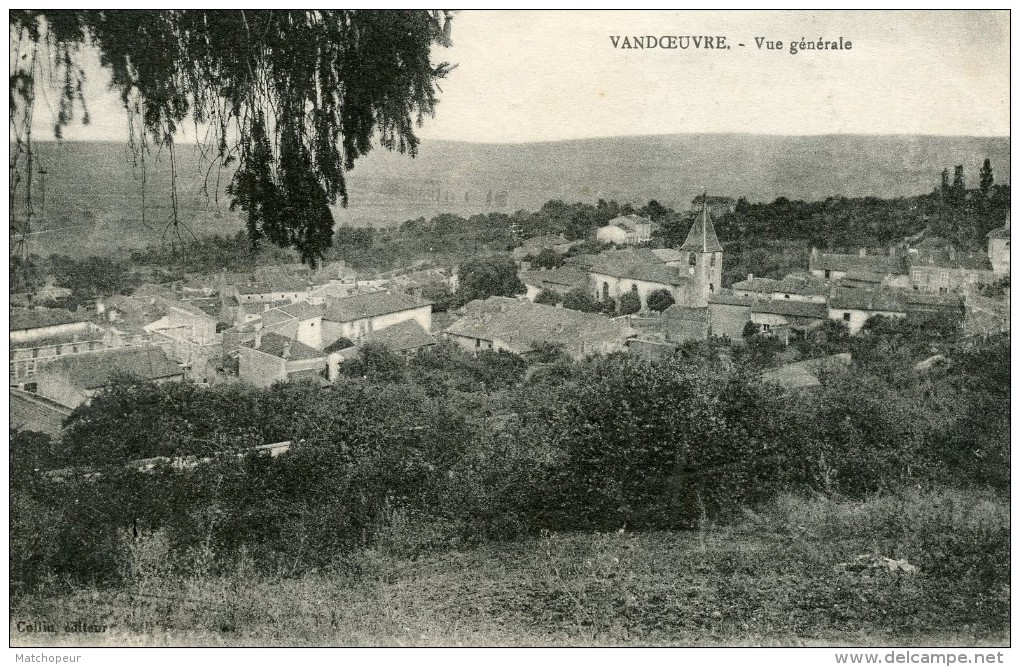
top-left (680, 193), bottom-right (723, 253)
top-left (678, 192), bottom-right (724, 308)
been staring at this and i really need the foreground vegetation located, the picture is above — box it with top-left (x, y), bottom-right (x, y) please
top-left (11, 489), bottom-right (1007, 646)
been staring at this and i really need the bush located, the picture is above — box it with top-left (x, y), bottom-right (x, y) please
top-left (646, 288), bottom-right (675, 313)
top-left (534, 288), bottom-right (561, 306)
top-left (562, 288), bottom-right (599, 313)
top-left (618, 290), bottom-right (642, 315)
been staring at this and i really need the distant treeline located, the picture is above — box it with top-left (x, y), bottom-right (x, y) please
top-left (13, 173), bottom-right (1009, 296)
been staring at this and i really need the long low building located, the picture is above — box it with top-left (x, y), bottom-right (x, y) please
top-left (444, 297), bottom-right (636, 360)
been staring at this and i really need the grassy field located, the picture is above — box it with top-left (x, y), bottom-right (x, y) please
top-left (14, 134), bottom-right (1010, 257)
top-left (10, 488), bottom-right (1008, 647)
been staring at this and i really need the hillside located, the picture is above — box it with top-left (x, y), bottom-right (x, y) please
top-left (13, 134), bottom-right (1010, 256)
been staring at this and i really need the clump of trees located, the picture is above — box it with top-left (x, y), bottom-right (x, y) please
top-left (457, 254), bottom-right (525, 303)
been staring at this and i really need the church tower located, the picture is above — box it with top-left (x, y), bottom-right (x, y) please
top-left (679, 195), bottom-right (724, 308)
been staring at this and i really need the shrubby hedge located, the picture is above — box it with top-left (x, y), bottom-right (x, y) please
top-left (9, 331), bottom-right (1010, 594)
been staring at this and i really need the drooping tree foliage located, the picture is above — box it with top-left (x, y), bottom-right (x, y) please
top-left (9, 10), bottom-right (454, 263)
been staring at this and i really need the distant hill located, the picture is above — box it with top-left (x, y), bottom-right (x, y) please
top-left (13, 134), bottom-right (1010, 256)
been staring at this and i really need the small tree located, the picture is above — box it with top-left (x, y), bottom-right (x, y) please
top-left (980, 158), bottom-right (994, 196)
top-left (530, 247), bottom-right (564, 269)
top-left (534, 288), bottom-right (561, 306)
top-left (646, 288), bottom-right (675, 313)
top-left (742, 320), bottom-right (760, 340)
top-left (618, 291), bottom-right (642, 316)
top-left (950, 165), bottom-right (966, 205)
top-left (562, 288), bottom-right (599, 313)
top-left (458, 254), bottom-right (526, 302)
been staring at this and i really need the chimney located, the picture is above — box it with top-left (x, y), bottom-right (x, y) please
top-left (811, 247), bottom-right (818, 256)
top-left (889, 246), bottom-right (896, 258)
top-left (949, 247), bottom-right (956, 261)
top-left (747, 273), bottom-right (754, 282)
top-left (254, 330), bottom-right (262, 349)
top-left (858, 248), bottom-right (867, 257)
top-left (282, 341), bottom-right (292, 360)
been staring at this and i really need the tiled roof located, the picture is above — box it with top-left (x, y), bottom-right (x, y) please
top-left (772, 274), bottom-right (831, 297)
top-left (678, 206), bottom-right (723, 253)
top-left (589, 249), bottom-right (688, 286)
top-left (662, 305), bottom-right (709, 322)
top-left (828, 287), bottom-right (906, 313)
top-left (162, 298), bottom-right (217, 321)
top-left (10, 307), bottom-right (86, 332)
top-left (244, 331), bottom-right (323, 361)
top-left (905, 291), bottom-right (964, 309)
top-left (277, 301), bottom-right (324, 321)
top-left (444, 297), bottom-right (635, 353)
top-left (324, 291), bottom-right (430, 323)
top-left (651, 248), bottom-right (686, 263)
top-left (37, 346), bottom-right (182, 390)
top-left (838, 270), bottom-right (886, 285)
top-left (520, 266), bottom-right (591, 291)
top-left (907, 250), bottom-right (993, 271)
top-left (810, 252), bottom-right (906, 275)
top-left (731, 277), bottom-right (780, 293)
top-left (751, 300), bottom-right (828, 319)
top-left (358, 319), bottom-right (437, 352)
top-left (260, 309), bottom-right (296, 329)
top-left (237, 278), bottom-right (308, 294)
top-left (708, 292), bottom-right (756, 307)
top-left (10, 389), bottom-right (73, 439)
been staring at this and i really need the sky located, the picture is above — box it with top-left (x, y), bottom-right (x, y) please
top-left (25, 9), bottom-right (1011, 144)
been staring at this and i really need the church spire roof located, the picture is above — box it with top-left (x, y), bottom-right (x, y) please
top-left (679, 193), bottom-right (724, 253)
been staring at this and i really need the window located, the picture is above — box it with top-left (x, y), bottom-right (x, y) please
top-left (689, 254), bottom-right (697, 266)
top-left (784, 294), bottom-right (790, 299)
top-left (710, 254), bottom-right (716, 268)
top-left (824, 270), bottom-right (831, 279)
top-left (23, 382), bottom-right (37, 393)
top-left (602, 282), bottom-right (609, 300)
top-left (709, 283), bottom-right (714, 293)
top-left (630, 284), bottom-right (638, 292)
top-left (762, 323), bottom-right (771, 332)
top-left (843, 312), bottom-right (851, 322)
top-left (475, 338), bottom-right (481, 348)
